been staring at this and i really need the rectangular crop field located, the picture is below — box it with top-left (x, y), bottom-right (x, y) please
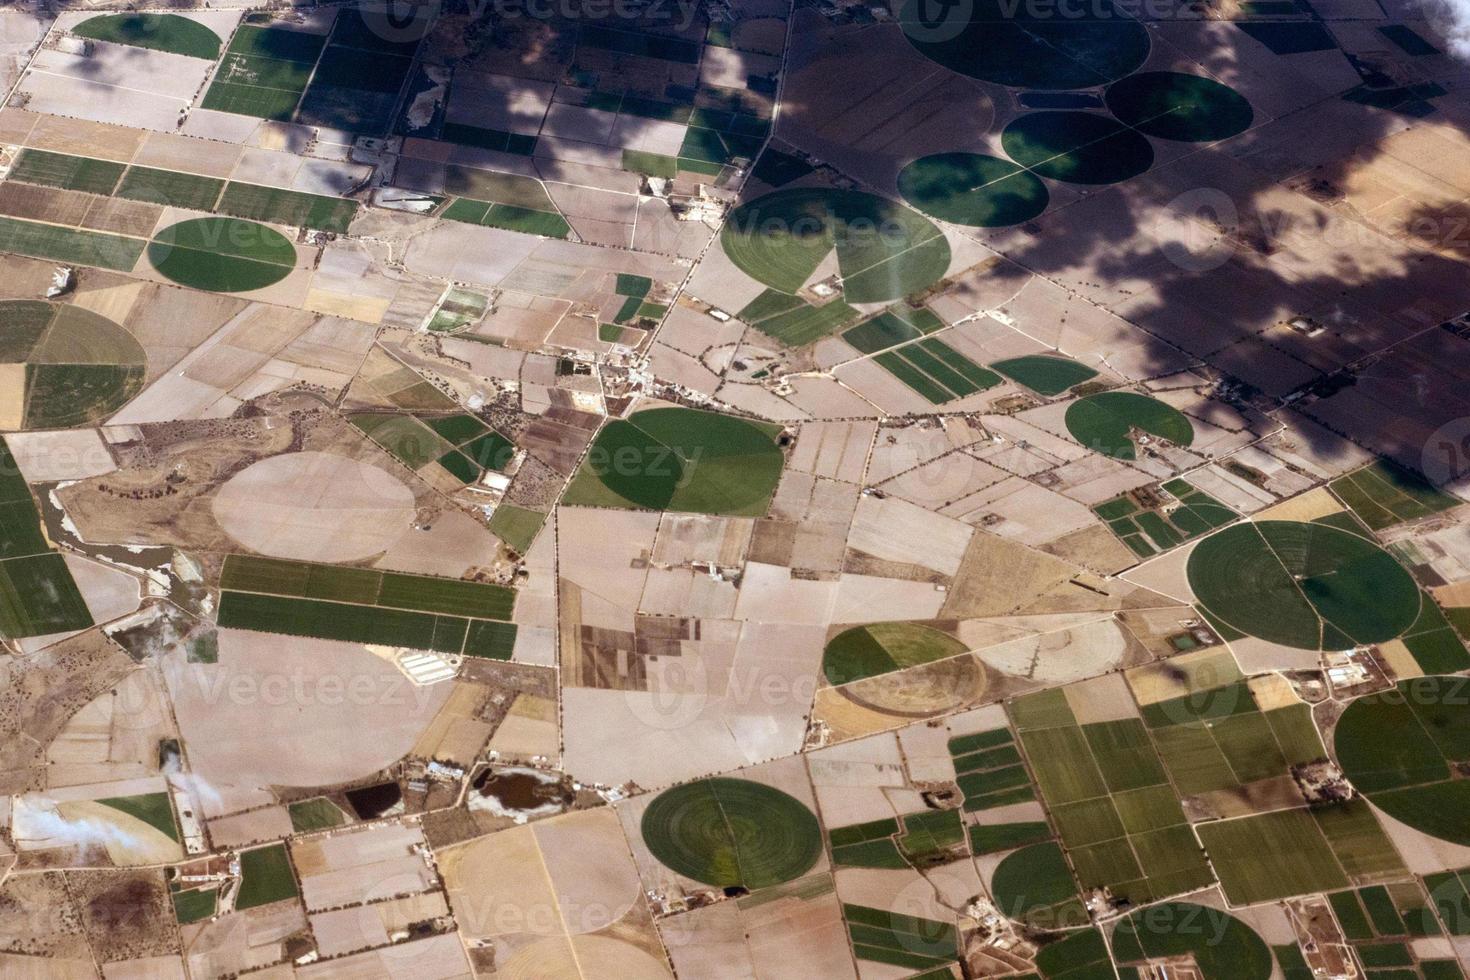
top-left (0, 216), bottom-right (144, 271)
top-left (1196, 809), bottom-right (1348, 904)
top-left (200, 25), bottom-right (327, 121)
top-left (0, 552), bottom-right (93, 638)
top-left (235, 843), bottom-right (298, 910)
top-left (1329, 460), bottom-right (1459, 530)
top-left (747, 298), bottom-right (860, 347)
top-left (441, 197), bottom-right (569, 239)
top-left (217, 554), bottom-right (515, 656)
top-left (9, 149), bottom-right (125, 195)
top-left (218, 182), bottom-right (359, 233)
top-left (116, 167), bottom-right (224, 211)
top-left (1009, 689), bottom-right (1214, 905)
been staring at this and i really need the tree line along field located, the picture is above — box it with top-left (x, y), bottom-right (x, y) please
top-left (7, 147), bottom-right (358, 232)
top-left (0, 438), bottom-right (93, 638)
top-left (216, 554), bottom-right (518, 659)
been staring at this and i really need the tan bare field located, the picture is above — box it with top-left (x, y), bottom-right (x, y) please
top-left (211, 451), bottom-right (417, 561)
top-left (164, 631), bottom-right (450, 806)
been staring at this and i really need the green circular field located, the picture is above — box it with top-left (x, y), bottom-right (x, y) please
top-left (897, 153), bottom-right (1049, 228)
top-left (567, 407), bottom-right (785, 516)
top-left (148, 218), bottom-right (296, 293)
top-left (1106, 72), bottom-right (1254, 142)
top-left (896, 0), bottom-right (1149, 90)
top-left (1064, 391), bottom-right (1194, 460)
top-left (1002, 113), bottom-right (1154, 184)
top-left (0, 299), bottom-right (146, 430)
top-left (721, 187), bottom-right (950, 304)
top-left (1188, 521), bottom-right (1421, 650)
top-left (990, 842), bottom-right (1086, 928)
top-left (1112, 903), bottom-right (1271, 979)
top-left (641, 777), bottom-right (822, 889)
top-left (71, 13), bottom-right (222, 59)
top-left (823, 622), bottom-right (968, 686)
top-left (1335, 677), bottom-right (1470, 845)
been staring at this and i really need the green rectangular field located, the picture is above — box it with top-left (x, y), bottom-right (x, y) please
top-left (892, 344), bottom-right (980, 397)
top-left (0, 217), bottom-right (144, 272)
top-left (235, 842), bottom-right (298, 910)
top-left (463, 620), bottom-right (518, 659)
top-left (483, 203), bottom-right (571, 238)
top-left (874, 351), bottom-right (951, 404)
top-left (116, 166), bottom-right (224, 211)
top-left (218, 182), bottom-right (358, 233)
top-left (1197, 808), bottom-right (1349, 904)
top-left (916, 338), bottom-right (1001, 390)
top-left (842, 310), bottom-right (922, 355)
top-left (172, 887), bottom-right (217, 924)
top-left (1313, 799), bottom-right (1406, 879)
top-left (288, 797), bottom-right (346, 832)
top-left (217, 591), bottom-right (463, 653)
top-left (377, 572), bottom-right (515, 620)
top-left (749, 299), bottom-right (859, 347)
top-left (1018, 726), bottom-right (1109, 805)
top-left (0, 552), bottom-right (93, 638)
top-left (9, 149), bottom-right (125, 195)
top-left (200, 77), bottom-right (306, 121)
top-left (0, 498), bottom-right (49, 559)
top-left (1149, 721), bottom-right (1241, 795)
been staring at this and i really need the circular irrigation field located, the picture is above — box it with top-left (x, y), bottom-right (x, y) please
top-left (1187, 521), bottom-right (1421, 650)
top-left (1105, 72), bottom-right (1254, 142)
top-left (571, 407), bottom-right (785, 516)
top-left (0, 299), bottom-right (146, 430)
top-left (1064, 391), bottom-right (1194, 460)
top-left (897, 153), bottom-right (1050, 228)
top-left (823, 622), bottom-right (968, 686)
top-left (148, 217), bottom-right (296, 293)
top-left (1335, 676), bottom-right (1470, 845)
top-left (720, 188), bottom-right (950, 304)
top-left (71, 13), bottom-right (222, 59)
top-left (640, 777), bottom-right (822, 889)
top-left (1002, 113), bottom-right (1154, 185)
top-left (1111, 903), bottom-right (1272, 980)
top-left (896, 0), bottom-right (1149, 90)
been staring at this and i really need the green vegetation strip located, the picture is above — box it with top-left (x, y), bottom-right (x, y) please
top-left (0, 216), bottom-right (144, 272)
top-left (640, 777), bottom-right (822, 889)
top-left (844, 904), bottom-right (958, 971)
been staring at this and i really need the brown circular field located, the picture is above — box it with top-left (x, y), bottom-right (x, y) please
top-left (837, 655), bottom-right (986, 717)
top-left (212, 452), bottom-right (416, 561)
